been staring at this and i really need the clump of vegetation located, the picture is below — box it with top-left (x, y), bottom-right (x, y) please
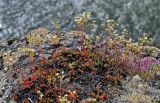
top-left (139, 33), bottom-right (154, 46)
top-left (26, 28), bottom-right (60, 46)
top-left (2, 47), bottom-right (37, 69)
top-left (74, 12), bottom-right (96, 33)
top-left (126, 93), bottom-right (152, 103)
top-left (105, 20), bottom-right (119, 35)
top-left (2, 12), bottom-right (159, 102)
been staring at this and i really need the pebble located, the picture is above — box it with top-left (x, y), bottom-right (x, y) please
top-left (4, 67), bottom-right (8, 71)
top-left (131, 75), bottom-right (142, 83)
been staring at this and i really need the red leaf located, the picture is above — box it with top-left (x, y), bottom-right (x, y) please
top-left (99, 95), bottom-right (109, 101)
top-left (22, 79), bottom-right (32, 89)
top-left (40, 83), bottom-right (47, 88)
top-left (33, 66), bottom-right (38, 71)
top-left (32, 75), bottom-right (38, 82)
top-left (22, 98), bottom-right (30, 103)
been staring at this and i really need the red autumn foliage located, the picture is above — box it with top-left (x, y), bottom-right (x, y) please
top-left (22, 79), bottom-right (33, 90)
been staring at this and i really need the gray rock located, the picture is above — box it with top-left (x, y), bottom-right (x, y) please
top-left (131, 75), bottom-right (142, 83)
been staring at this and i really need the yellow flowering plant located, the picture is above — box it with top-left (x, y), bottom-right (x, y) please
top-left (139, 33), bottom-right (154, 46)
top-left (105, 20), bottom-right (119, 35)
top-left (74, 12), bottom-right (96, 33)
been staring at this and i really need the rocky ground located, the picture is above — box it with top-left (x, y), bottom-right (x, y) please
top-left (0, 28), bottom-right (160, 103)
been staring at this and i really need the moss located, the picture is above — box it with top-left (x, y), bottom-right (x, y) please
top-left (26, 28), bottom-right (60, 46)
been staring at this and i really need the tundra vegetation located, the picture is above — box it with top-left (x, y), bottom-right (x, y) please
top-left (0, 12), bottom-right (160, 103)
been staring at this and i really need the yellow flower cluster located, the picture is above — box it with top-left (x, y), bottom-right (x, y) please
top-left (74, 12), bottom-right (92, 25)
top-left (105, 20), bottom-right (119, 34)
top-left (74, 12), bottom-right (96, 32)
top-left (126, 42), bottom-right (141, 54)
top-left (139, 33), bottom-right (153, 46)
top-left (84, 35), bottom-right (94, 49)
